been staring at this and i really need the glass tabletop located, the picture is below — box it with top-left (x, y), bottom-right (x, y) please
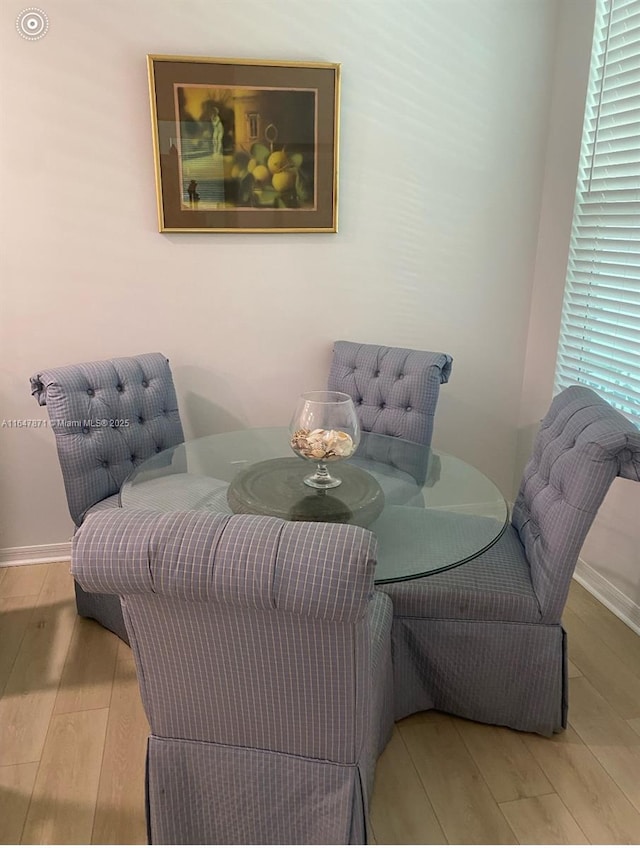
top-left (120, 427), bottom-right (508, 583)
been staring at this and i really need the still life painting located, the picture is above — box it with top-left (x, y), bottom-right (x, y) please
top-left (148, 55), bottom-right (340, 233)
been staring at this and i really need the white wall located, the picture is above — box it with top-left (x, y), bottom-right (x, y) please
top-left (518, 0), bottom-right (595, 475)
top-left (0, 0), bottom-right (559, 550)
top-left (522, 0), bottom-right (640, 630)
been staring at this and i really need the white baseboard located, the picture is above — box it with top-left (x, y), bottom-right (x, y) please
top-left (0, 542), bottom-right (72, 567)
top-left (574, 557), bottom-right (640, 637)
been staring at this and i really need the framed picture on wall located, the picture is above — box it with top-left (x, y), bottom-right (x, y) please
top-left (147, 55), bottom-right (340, 233)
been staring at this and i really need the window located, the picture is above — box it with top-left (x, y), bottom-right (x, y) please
top-left (246, 112), bottom-right (259, 140)
top-left (554, 0), bottom-right (640, 425)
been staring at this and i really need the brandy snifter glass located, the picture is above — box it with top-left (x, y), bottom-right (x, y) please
top-left (290, 391), bottom-right (360, 489)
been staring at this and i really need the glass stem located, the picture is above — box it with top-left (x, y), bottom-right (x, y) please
top-left (315, 462), bottom-right (330, 482)
top-left (303, 460), bottom-right (341, 489)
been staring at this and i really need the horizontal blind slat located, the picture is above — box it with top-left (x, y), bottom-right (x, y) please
top-left (566, 276), bottom-right (640, 297)
top-left (556, 360), bottom-right (640, 395)
top-left (587, 108), bottom-right (640, 131)
top-left (567, 274), bottom-right (640, 295)
top-left (560, 322), bottom-right (640, 351)
top-left (575, 200), bottom-right (640, 214)
top-left (555, 370), bottom-right (640, 418)
top-left (588, 151), bottom-right (640, 168)
top-left (574, 233), bottom-right (640, 243)
top-left (585, 120), bottom-right (640, 143)
top-left (593, 52), bottom-right (639, 77)
top-left (556, 354), bottom-right (640, 394)
top-left (610, 9), bottom-right (640, 35)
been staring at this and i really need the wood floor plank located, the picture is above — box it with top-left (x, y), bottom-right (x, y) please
top-left (21, 709), bottom-right (108, 845)
top-left (0, 564), bottom-right (76, 766)
top-left (399, 712), bottom-right (517, 845)
top-left (567, 659), bottom-right (582, 678)
top-left (91, 660), bottom-right (149, 845)
top-left (499, 792), bottom-right (589, 844)
top-left (569, 675), bottom-right (640, 811)
top-left (0, 565), bottom-right (49, 599)
top-left (567, 580), bottom-right (640, 656)
top-left (628, 717), bottom-right (640, 738)
top-left (0, 762), bottom-right (38, 845)
top-left (0, 596), bottom-right (37, 697)
top-left (54, 617), bottom-right (118, 715)
top-left (564, 607), bottom-right (640, 720)
top-left (568, 580), bottom-right (640, 672)
top-left (454, 715), bottom-right (553, 803)
top-left (116, 639), bottom-right (134, 665)
top-left (525, 724), bottom-right (640, 843)
top-left (370, 727), bottom-right (445, 845)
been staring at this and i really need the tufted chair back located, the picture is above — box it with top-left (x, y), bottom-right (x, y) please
top-left (328, 341), bottom-right (452, 446)
top-left (71, 508), bottom-right (393, 845)
top-left (31, 352), bottom-right (184, 526)
top-left (512, 385), bottom-right (640, 623)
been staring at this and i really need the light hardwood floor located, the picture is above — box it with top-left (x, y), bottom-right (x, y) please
top-left (1, 561), bottom-right (640, 845)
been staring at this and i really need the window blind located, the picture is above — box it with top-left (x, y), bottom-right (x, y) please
top-left (554, 0), bottom-right (640, 425)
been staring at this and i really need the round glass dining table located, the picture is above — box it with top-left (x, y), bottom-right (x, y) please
top-left (120, 427), bottom-right (508, 584)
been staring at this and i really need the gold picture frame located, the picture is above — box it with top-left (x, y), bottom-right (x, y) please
top-left (147, 54), bottom-right (340, 233)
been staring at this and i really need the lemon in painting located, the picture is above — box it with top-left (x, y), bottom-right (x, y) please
top-left (272, 170), bottom-right (296, 193)
top-left (267, 151), bottom-right (289, 174)
top-left (252, 165), bottom-right (270, 183)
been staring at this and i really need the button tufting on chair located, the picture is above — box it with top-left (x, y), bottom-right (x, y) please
top-left (142, 379), bottom-right (149, 388)
top-left (87, 388), bottom-right (95, 396)
top-left (328, 341), bottom-right (453, 449)
top-left (328, 341), bottom-right (453, 491)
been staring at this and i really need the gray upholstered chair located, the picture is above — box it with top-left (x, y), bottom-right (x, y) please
top-left (387, 385), bottom-right (640, 736)
top-left (30, 352), bottom-right (184, 643)
top-left (328, 340), bottom-right (453, 446)
top-left (328, 341), bottom-right (453, 492)
top-left (71, 509), bottom-right (394, 845)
